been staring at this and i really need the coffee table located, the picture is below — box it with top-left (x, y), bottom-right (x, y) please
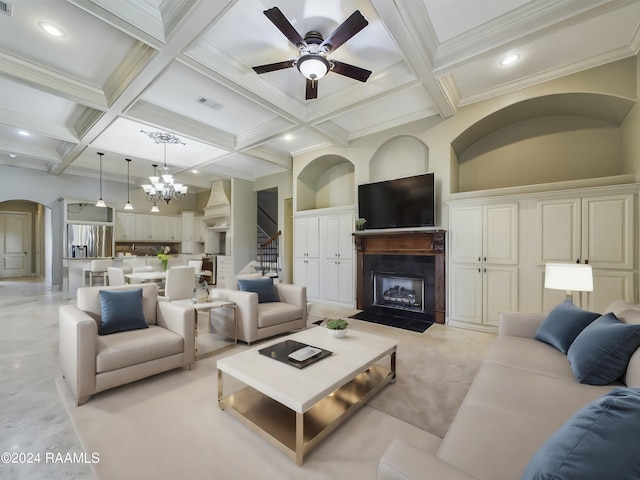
top-left (217, 327), bottom-right (397, 465)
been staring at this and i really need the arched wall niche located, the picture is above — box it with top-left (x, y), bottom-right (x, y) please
top-left (370, 136), bottom-right (429, 183)
top-left (296, 155), bottom-right (354, 211)
top-left (452, 93), bottom-right (635, 192)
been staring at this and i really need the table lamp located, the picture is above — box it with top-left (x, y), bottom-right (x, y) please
top-left (544, 263), bottom-right (593, 301)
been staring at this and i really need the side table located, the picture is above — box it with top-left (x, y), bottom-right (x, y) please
top-left (174, 299), bottom-right (237, 359)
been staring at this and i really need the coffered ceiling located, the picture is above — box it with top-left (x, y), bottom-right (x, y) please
top-left (0, 0), bottom-right (639, 191)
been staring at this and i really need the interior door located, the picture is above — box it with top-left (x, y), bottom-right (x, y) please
top-left (0, 212), bottom-right (31, 278)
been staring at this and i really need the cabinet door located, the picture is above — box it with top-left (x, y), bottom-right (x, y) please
top-left (295, 217), bottom-right (319, 258)
top-left (449, 263), bottom-right (483, 325)
top-left (294, 257), bottom-right (319, 299)
top-left (582, 194), bottom-right (634, 270)
top-left (483, 265), bottom-right (518, 326)
top-left (149, 216), bottom-right (164, 240)
top-left (181, 213), bottom-right (194, 241)
top-left (584, 270), bottom-right (635, 313)
top-left (337, 259), bottom-right (354, 305)
top-left (536, 198), bottom-right (581, 265)
top-left (449, 206), bottom-right (482, 263)
top-left (164, 217), bottom-right (180, 241)
top-left (323, 214), bottom-right (353, 259)
top-left (135, 215), bottom-right (150, 240)
top-left (115, 212), bottom-right (135, 240)
top-left (483, 203), bottom-right (518, 264)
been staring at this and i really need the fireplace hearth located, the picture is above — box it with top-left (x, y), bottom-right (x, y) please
top-left (354, 230), bottom-right (446, 324)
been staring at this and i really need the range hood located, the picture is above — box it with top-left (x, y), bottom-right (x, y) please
top-left (203, 179), bottom-right (231, 227)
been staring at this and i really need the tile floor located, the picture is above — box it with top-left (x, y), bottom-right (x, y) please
top-left (0, 277), bottom-right (93, 479)
top-left (0, 277), bottom-right (356, 480)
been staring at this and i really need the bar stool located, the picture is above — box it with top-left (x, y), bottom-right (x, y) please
top-left (83, 259), bottom-right (113, 286)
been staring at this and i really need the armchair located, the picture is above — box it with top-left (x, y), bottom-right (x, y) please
top-left (209, 283), bottom-right (307, 344)
top-left (59, 283), bottom-right (195, 405)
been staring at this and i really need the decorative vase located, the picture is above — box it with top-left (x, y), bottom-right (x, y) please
top-left (328, 328), bottom-right (348, 338)
top-left (161, 260), bottom-right (168, 271)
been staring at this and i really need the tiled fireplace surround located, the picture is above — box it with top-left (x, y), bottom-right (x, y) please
top-left (354, 230), bottom-right (446, 324)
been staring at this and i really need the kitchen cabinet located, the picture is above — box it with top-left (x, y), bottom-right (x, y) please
top-left (216, 255), bottom-right (233, 288)
top-left (115, 212), bottom-right (136, 241)
top-left (164, 216), bottom-right (180, 242)
top-left (181, 212), bottom-right (204, 253)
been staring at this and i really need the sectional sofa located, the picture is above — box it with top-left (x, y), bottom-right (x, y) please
top-left (378, 299), bottom-right (640, 480)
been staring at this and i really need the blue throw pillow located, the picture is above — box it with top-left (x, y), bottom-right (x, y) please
top-left (521, 387), bottom-right (640, 480)
top-left (98, 288), bottom-right (148, 335)
top-left (237, 277), bottom-right (279, 303)
top-left (567, 313), bottom-right (640, 385)
top-left (534, 300), bottom-right (600, 354)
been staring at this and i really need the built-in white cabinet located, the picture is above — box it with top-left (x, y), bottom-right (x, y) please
top-left (448, 184), bottom-right (638, 333)
top-left (294, 209), bottom-right (355, 306)
top-left (181, 212), bottom-right (204, 254)
top-left (320, 214), bottom-right (354, 305)
top-left (449, 202), bottom-right (519, 330)
top-left (535, 191), bottom-right (635, 313)
top-left (294, 216), bottom-right (320, 299)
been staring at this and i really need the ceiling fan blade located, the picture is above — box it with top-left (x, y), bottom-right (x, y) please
top-left (305, 79), bottom-right (318, 100)
top-left (331, 60), bottom-right (372, 82)
top-left (263, 7), bottom-right (306, 48)
top-left (320, 10), bottom-right (368, 52)
top-left (252, 60), bottom-right (296, 74)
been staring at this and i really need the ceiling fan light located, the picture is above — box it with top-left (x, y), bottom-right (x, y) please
top-left (297, 55), bottom-right (329, 80)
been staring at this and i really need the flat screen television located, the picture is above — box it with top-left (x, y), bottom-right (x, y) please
top-left (358, 173), bottom-right (435, 230)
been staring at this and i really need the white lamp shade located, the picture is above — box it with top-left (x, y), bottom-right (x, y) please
top-left (544, 263), bottom-right (593, 292)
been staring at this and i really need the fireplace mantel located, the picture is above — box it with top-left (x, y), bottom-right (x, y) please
top-left (354, 230), bottom-right (446, 324)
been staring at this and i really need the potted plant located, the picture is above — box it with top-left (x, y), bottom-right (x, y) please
top-left (326, 318), bottom-right (349, 337)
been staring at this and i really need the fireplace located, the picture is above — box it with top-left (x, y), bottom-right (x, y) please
top-left (354, 230), bottom-right (446, 324)
top-left (373, 272), bottom-right (425, 313)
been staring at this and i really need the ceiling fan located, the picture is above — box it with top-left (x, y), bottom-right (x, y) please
top-left (252, 7), bottom-right (372, 100)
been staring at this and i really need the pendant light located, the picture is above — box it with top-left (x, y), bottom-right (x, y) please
top-left (124, 158), bottom-right (134, 210)
top-left (96, 152), bottom-right (106, 208)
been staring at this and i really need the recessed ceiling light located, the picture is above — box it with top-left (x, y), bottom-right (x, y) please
top-left (38, 21), bottom-right (66, 38)
top-left (18, 130), bottom-right (30, 136)
top-left (8, 154), bottom-right (17, 158)
top-left (191, 169), bottom-right (199, 174)
top-left (499, 53), bottom-right (521, 66)
top-left (283, 134), bottom-right (293, 141)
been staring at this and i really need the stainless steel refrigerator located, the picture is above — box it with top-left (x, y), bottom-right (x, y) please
top-left (67, 224), bottom-right (114, 258)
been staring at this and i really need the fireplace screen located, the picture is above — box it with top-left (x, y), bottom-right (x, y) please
top-left (372, 272), bottom-right (425, 313)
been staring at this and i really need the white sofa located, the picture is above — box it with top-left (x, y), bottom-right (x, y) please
top-left (59, 283), bottom-right (196, 405)
top-left (378, 299), bottom-right (640, 480)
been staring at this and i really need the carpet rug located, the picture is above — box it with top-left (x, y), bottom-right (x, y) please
top-left (57, 321), bottom-right (495, 479)
top-left (350, 307), bottom-right (433, 333)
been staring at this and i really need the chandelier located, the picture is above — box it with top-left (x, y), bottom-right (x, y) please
top-left (140, 130), bottom-right (188, 206)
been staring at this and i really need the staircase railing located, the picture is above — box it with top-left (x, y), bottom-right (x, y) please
top-left (259, 230), bottom-right (281, 275)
